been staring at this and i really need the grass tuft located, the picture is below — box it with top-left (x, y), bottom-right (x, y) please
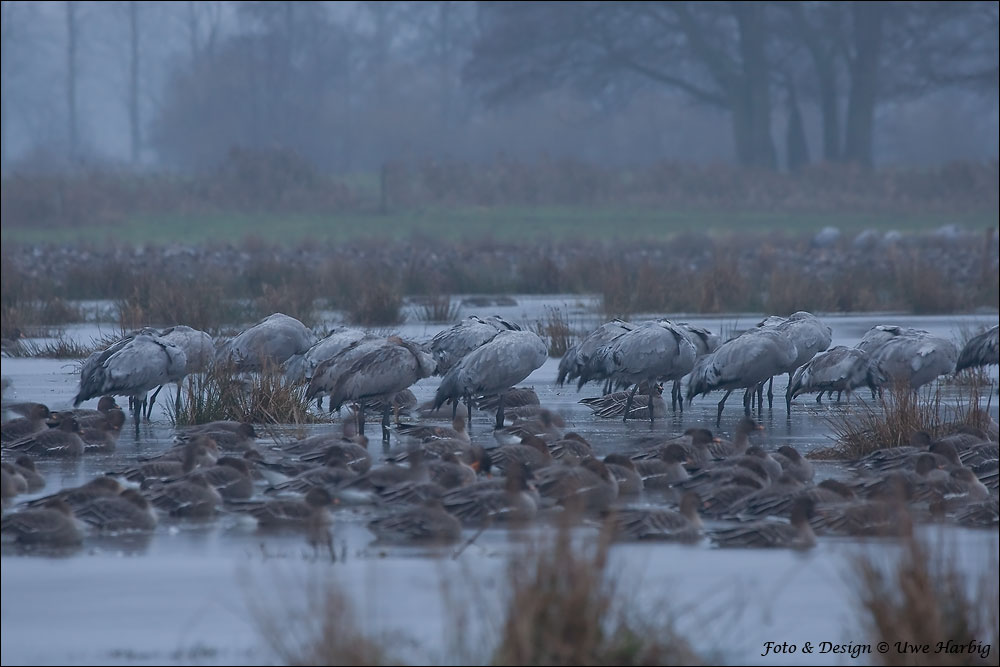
top-left (810, 382), bottom-right (992, 460)
top-left (170, 360), bottom-right (326, 426)
top-left (415, 294), bottom-right (461, 324)
top-left (531, 306), bottom-right (576, 358)
top-left (491, 517), bottom-right (702, 666)
top-left (851, 527), bottom-right (999, 666)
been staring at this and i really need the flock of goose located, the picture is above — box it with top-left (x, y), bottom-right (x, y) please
top-left (1, 312), bottom-right (997, 553)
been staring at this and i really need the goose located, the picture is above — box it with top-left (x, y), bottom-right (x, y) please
top-left (1, 499), bottom-right (84, 548)
top-left (710, 497), bottom-right (816, 549)
top-left (367, 497), bottom-right (462, 544)
top-left (608, 491), bottom-right (704, 543)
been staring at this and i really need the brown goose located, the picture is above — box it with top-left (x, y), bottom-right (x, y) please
top-left (146, 472), bottom-right (222, 519)
top-left (233, 487), bottom-right (334, 528)
top-left (10, 455), bottom-right (45, 492)
top-left (705, 417), bottom-right (763, 460)
top-left (488, 434), bottom-right (553, 475)
top-left (111, 438), bottom-right (211, 484)
top-left (367, 497), bottom-right (462, 544)
top-left (772, 445), bottom-right (814, 483)
top-left (711, 497), bottom-right (816, 549)
top-left (1, 404), bottom-right (52, 443)
top-left (1, 499), bottom-right (84, 548)
top-left (5, 417), bottom-right (85, 458)
top-left (603, 454), bottom-right (643, 496)
top-left (533, 458), bottom-right (619, 513)
top-left (441, 463), bottom-right (537, 525)
top-left (75, 489), bottom-right (158, 533)
top-left (609, 491), bottom-right (704, 543)
top-left (396, 415), bottom-right (470, 445)
top-left (26, 476), bottom-right (123, 510)
top-left (196, 456), bottom-right (256, 500)
top-left (633, 444), bottom-right (690, 490)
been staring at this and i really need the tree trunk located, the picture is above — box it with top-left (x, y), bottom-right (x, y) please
top-left (733, 3), bottom-right (777, 169)
top-left (816, 58), bottom-right (840, 161)
top-left (128, 1), bottom-right (140, 165)
top-left (785, 82), bottom-right (809, 171)
top-left (66, 0), bottom-right (79, 162)
top-left (844, 1), bottom-right (884, 166)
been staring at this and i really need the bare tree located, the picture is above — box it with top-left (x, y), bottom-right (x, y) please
top-left (465, 1), bottom-right (780, 169)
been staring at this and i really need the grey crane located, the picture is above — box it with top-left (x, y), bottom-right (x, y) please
top-left (757, 311), bottom-right (832, 412)
top-left (215, 312), bottom-right (315, 371)
top-left (306, 337), bottom-right (390, 411)
top-left (434, 330), bottom-right (548, 429)
top-left (557, 319), bottom-right (638, 392)
top-left (855, 325), bottom-right (928, 356)
top-left (309, 336), bottom-right (436, 441)
top-left (687, 328), bottom-right (798, 425)
top-left (144, 325), bottom-right (215, 419)
top-left (788, 346), bottom-right (883, 403)
top-left (672, 323), bottom-right (720, 411)
top-left (74, 333), bottom-right (188, 427)
top-left (429, 315), bottom-right (521, 419)
top-left (430, 315), bottom-right (520, 376)
top-left (285, 327), bottom-right (375, 407)
top-left (956, 324), bottom-right (999, 372)
top-left (592, 320), bottom-right (697, 423)
top-left (868, 333), bottom-right (957, 391)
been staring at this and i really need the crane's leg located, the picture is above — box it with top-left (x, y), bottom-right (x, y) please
top-left (381, 404), bottom-right (392, 442)
top-left (815, 392), bottom-right (823, 404)
top-left (451, 398), bottom-right (458, 420)
top-left (494, 392), bottom-right (505, 430)
top-left (146, 385), bottom-right (165, 421)
top-left (716, 390), bottom-right (733, 427)
top-left (836, 390), bottom-right (843, 403)
top-left (785, 372), bottom-right (793, 414)
top-left (647, 389), bottom-right (656, 424)
top-left (766, 377), bottom-right (774, 410)
top-left (757, 382), bottom-right (764, 414)
top-left (623, 383), bottom-right (640, 423)
top-left (743, 387), bottom-right (753, 416)
top-left (356, 403), bottom-right (366, 437)
top-left (317, 396), bottom-right (323, 410)
top-left (467, 395), bottom-right (473, 424)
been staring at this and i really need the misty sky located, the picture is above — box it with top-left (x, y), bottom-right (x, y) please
top-left (2, 1), bottom-right (997, 173)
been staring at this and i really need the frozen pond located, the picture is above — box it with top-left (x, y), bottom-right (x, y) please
top-left (2, 305), bottom-right (998, 665)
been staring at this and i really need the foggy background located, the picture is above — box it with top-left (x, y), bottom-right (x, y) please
top-left (1, 0), bottom-right (997, 176)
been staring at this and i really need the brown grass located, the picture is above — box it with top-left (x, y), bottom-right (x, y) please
top-left (851, 528), bottom-right (999, 666)
top-left (531, 306), bottom-right (576, 358)
top-left (115, 272), bottom-right (241, 334)
top-left (249, 574), bottom-right (394, 666)
top-left (811, 382), bottom-right (992, 460)
top-left (415, 294), bottom-right (462, 324)
top-left (492, 518), bottom-right (702, 666)
top-left (4, 335), bottom-right (95, 359)
top-left (170, 360), bottom-right (326, 426)
top-left (349, 280), bottom-right (404, 326)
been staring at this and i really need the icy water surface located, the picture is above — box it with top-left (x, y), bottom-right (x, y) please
top-left (2, 306), bottom-right (998, 665)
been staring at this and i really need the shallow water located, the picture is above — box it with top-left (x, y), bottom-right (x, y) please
top-left (2, 307), bottom-right (998, 665)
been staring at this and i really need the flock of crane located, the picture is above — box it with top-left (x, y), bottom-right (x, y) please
top-left (2, 311), bottom-right (997, 551)
top-left (66, 311), bottom-right (997, 437)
